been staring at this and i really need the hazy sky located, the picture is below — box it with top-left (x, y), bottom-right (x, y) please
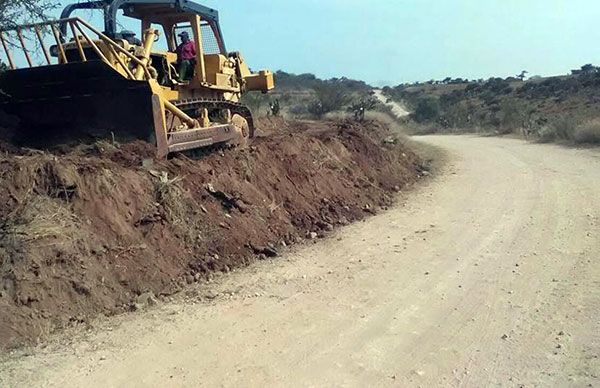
top-left (201, 0), bottom-right (600, 85)
top-left (58, 0), bottom-right (600, 85)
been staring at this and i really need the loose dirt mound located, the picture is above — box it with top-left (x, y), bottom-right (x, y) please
top-left (0, 119), bottom-right (423, 349)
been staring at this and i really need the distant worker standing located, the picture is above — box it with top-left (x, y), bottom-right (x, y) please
top-left (269, 99), bottom-right (281, 116)
top-left (176, 31), bottom-right (196, 82)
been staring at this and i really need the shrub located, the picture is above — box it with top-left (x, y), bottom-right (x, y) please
top-left (574, 119), bottom-right (600, 144)
top-left (442, 101), bottom-right (472, 128)
top-left (308, 82), bottom-right (351, 118)
top-left (498, 99), bottom-right (526, 133)
top-left (413, 96), bottom-right (440, 123)
top-left (288, 104), bottom-right (308, 117)
top-left (538, 116), bottom-right (579, 142)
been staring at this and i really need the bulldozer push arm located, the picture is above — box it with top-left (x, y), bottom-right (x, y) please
top-left (0, 0), bottom-right (274, 158)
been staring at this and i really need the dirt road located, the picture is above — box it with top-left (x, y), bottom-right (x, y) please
top-left (2, 136), bottom-right (599, 387)
top-left (373, 89), bottom-right (410, 117)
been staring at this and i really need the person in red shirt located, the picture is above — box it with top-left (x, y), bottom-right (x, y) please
top-left (176, 31), bottom-right (196, 82)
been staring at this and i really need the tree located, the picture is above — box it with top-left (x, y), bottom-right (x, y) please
top-left (0, 0), bottom-right (57, 29)
top-left (517, 70), bottom-right (529, 81)
top-left (307, 82), bottom-right (351, 118)
top-left (413, 96), bottom-right (440, 123)
top-left (580, 64), bottom-right (599, 75)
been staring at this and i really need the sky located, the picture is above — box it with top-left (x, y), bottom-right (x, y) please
top-left (53, 0), bottom-right (600, 86)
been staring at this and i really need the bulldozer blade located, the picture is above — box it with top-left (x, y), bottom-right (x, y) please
top-left (0, 61), bottom-right (155, 148)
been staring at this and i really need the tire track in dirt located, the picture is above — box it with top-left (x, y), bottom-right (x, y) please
top-left (1, 135), bottom-right (599, 387)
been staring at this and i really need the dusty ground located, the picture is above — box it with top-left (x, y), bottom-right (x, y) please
top-left (374, 89), bottom-right (410, 118)
top-left (0, 118), bottom-right (422, 349)
top-left (1, 135), bottom-right (598, 387)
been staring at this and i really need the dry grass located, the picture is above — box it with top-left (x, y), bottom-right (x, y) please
top-left (574, 119), bottom-right (600, 144)
top-left (537, 116), bottom-right (580, 143)
top-left (150, 170), bottom-right (185, 225)
top-left (149, 170), bottom-right (204, 245)
top-left (1, 196), bottom-right (77, 247)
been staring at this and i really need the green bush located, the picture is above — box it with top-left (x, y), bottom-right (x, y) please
top-left (413, 96), bottom-right (440, 123)
top-left (442, 101), bottom-right (472, 128)
top-left (574, 119), bottom-right (600, 144)
top-left (307, 82), bottom-right (351, 118)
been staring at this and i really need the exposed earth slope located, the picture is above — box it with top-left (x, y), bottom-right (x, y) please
top-left (0, 118), bottom-right (422, 349)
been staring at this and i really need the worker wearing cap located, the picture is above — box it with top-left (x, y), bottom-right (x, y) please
top-left (176, 31), bottom-right (196, 82)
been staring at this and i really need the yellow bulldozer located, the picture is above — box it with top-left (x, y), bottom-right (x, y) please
top-left (0, 0), bottom-right (274, 158)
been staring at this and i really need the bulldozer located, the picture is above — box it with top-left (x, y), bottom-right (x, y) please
top-left (0, 0), bottom-right (274, 158)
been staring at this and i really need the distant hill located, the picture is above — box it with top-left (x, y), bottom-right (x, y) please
top-left (383, 65), bottom-right (600, 144)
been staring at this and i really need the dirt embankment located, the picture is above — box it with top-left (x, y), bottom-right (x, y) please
top-left (0, 118), bottom-right (423, 349)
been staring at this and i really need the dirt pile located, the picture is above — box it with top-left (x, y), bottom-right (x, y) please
top-left (0, 118), bottom-right (423, 349)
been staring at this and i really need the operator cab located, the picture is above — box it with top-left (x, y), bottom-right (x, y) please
top-left (57, 0), bottom-right (236, 90)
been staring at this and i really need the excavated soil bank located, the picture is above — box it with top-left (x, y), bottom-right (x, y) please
top-left (0, 118), bottom-right (424, 349)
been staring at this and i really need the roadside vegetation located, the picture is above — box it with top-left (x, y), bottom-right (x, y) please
top-left (0, 0), bottom-right (57, 73)
top-left (383, 64), bottom-right (600, 145)
top-left (242, 71), bottom-right (389, 120)
top-left (0, 0), bottom-right (56, 29)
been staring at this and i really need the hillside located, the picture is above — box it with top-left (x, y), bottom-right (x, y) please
top-left (242, 71), bottom-right (378, 119)
top-left (383, 65), bottom-right (600, 143)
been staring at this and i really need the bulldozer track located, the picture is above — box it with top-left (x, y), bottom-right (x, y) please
top-left (172, 98), bottom-right (255, 137)
top-left (169, 98), bottom-right (255, 158)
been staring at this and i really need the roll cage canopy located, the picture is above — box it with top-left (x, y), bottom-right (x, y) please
top-left (60, 0), bottom-right (226, 51)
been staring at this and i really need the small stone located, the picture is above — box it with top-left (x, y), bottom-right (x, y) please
top-left (308, 232), bottom-right (318, 240)
top-left (501, 334), bottom-right (508, 340)
top-left (135, 292), bottom-right (158, 309)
